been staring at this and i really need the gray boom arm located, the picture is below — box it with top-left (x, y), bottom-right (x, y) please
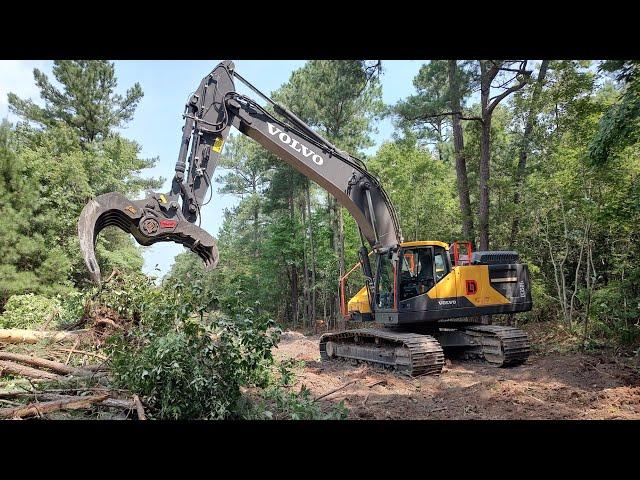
top-left (177, 60), bottom-right (402, 250)
top-left (77, 60), bottom-right (402, 284)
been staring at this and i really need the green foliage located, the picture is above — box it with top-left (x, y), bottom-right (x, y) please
top-left (274, 60), bottom-right (384, 151)
top-left (368, 137), bottom-right (460, 241)
top-left (0, 61), bottom-right (161, 302)
top-left (247, 383), bottom-right (348, 420)
top-left (8, 60), bottom-right (143, 144)
top-left (0, 293), bottom-right (64, 329)
top-left (394, 60), bottom-right (475, 157)
top-left (95, 272), bottom-right (279, 419)
top-left (589, 282), bottom-right (640, 344)
top-left (589, 61), bottom-right (640, 164)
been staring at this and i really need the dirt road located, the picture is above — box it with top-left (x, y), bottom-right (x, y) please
top-left (275, 331), bottom-right (640, 420)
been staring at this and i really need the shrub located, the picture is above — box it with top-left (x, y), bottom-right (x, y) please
top-left (92, 271), bottom-right (349, 420)
top-left (588, 282), bottom-right (640, 345)
top-left (0, 293), bottom-right (64, 329)
top-left (100, 272), bottom-right (280, 419)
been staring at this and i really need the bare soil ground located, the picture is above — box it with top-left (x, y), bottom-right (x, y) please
top-left (274, 327), bottom-right (640, 420)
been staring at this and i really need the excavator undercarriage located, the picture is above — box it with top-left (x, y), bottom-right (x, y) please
top-left (77, 60), bottom-right (533, 379)
top-left (319, 325), bottom-right (530, 377)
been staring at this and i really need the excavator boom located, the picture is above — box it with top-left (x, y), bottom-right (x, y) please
top-left (78, 60), bottom-right (401, 284)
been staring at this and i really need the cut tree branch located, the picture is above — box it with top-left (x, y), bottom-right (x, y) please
top-left (0, 329), bottom-right (81, 345)
top-left (0, 352), bottom-right (93, 376)
top-left (0, 393), bottom-right (109, 419)
top-left (0, 360), bottom-right (63, 380)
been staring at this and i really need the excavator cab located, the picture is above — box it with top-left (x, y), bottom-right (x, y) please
top-left (344, 240), bottom-right (532, 325)
top-left (399, 244), bottom-right (449, 300)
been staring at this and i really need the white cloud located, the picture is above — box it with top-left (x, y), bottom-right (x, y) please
top-left (0, 60), bottom-right (51, 122)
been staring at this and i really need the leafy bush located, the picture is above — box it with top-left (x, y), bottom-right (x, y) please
top-left (108, 315), bottom-right (279, 419)
top-left (88, 271), bottom-right (350, 420)
top-left (246, 383), bottom-right (348, 420)
top-left (0, 293), bottom-right (65, 329)
top-left (99, 272), bottom-right (280, 419)
top-left (588, 282), bottom-right (640, 345)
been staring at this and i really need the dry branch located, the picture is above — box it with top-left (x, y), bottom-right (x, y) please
top-left (0, 392), bottom-right (134, 410)
top-left (0, 393), bottom-right (109, 419)
top-left (54, 348), bottom-right (108, 361)
top-left (0, 360), bottom-right (62, 380)
top-left (428, 406), bottom-right (447, 413)
top-left (0, 352), bottom-right (93, 376)
top-left (65, 339), bottom-right (80, 365)
top-left (314, 380), bottom-right (357, 402)
top-left (367, 380), bottom-right (387, 388)
top-left (0, 329), bottom-right (80, 345)
top-left (133, 394), bottom-right (147, 420)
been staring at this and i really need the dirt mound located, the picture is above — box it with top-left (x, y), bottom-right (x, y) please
top-left (274, 331), bottom-right (640, 420)
top-left (279, 331), bottom-right (307, 342)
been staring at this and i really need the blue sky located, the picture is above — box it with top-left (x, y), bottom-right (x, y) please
top-left (0, 60), bottom-right (424, 277)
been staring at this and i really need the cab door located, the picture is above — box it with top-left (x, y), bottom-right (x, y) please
top-left (432, 245), bottom-right (458, 311)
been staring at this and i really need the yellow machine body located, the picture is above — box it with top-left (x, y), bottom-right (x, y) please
top-left (345, 240), bottom-right (531, 324)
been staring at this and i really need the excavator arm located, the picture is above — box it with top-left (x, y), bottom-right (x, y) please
top-left (78, 60), bottom-right (402, 284)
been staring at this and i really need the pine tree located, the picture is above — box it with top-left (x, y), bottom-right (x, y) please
top-left (8, 60), bottom-right (143, 145)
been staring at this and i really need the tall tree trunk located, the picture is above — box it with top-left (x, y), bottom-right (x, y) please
top-left (328, 194), bottom-right (345, 328)
top-left (448, 60), bottom-right (474, 241)
top-left (289, 194), bottom-right (299, 327)
top-left (477, 60), bottom-right (530, 251)
top-left (510, 60), bottom-right (550, 247)
top-left (300, 195), bottom-right (310, 328)
top-left (478, 61), bottom-right (493, 251)
top-left (327, 193), bottom-right (336, 250)
top-left (336, 205), bottom-right (345, 330)
top-left (306, 180), bottom-right (317, 332)
top-left (478, 118), bottom-right (492, 251)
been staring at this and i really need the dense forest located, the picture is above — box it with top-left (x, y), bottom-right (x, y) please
top-left (0, 60), bottom-right (639, 419)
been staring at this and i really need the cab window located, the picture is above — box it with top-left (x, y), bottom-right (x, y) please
top-left (400, 247), bottom-right (434, 300)
top-left (434, 248), bottom-right (448, 282)
top-left (399, 246), bottom-right (450, 301)
top-left (376, 253), bottom-right (395, 309)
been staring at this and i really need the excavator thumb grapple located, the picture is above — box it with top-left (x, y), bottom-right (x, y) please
top-left (77, 191), bottom-right (218, 284)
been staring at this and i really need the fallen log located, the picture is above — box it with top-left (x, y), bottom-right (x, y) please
top-left (0, 392), bottom-right (134, 410)
top-left (133, 394), bottom-right (147, 420)
top-left (0, 329), bottom-right (80, 345)
top-left (0, 393), bottom-right (109, 419)
top-left (0, 352), bottom-right (93, 376)
top-left (0, 360), bottom-right (62, 380)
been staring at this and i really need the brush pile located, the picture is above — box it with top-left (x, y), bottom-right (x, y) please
top-left (0, 298), bottom-right (146, 420)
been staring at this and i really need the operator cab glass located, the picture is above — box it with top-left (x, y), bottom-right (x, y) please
top-left (399, 246), bottom-right (450, 301)
top-left (375, 253), bottom-right (395, 309)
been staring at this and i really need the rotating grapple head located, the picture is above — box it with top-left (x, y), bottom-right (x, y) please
top-left (77, 192), bottom-right (219, 284)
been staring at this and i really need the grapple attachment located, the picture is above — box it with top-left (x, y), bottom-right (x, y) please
top-left (77, 192), bottom-right (219, 284)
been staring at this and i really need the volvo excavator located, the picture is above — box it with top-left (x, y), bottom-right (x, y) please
top-left (78, 60), bottom-right (532, 377)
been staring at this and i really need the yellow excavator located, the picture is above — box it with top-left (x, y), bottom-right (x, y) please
top-left (78, 60), bottom-right (532, 376)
